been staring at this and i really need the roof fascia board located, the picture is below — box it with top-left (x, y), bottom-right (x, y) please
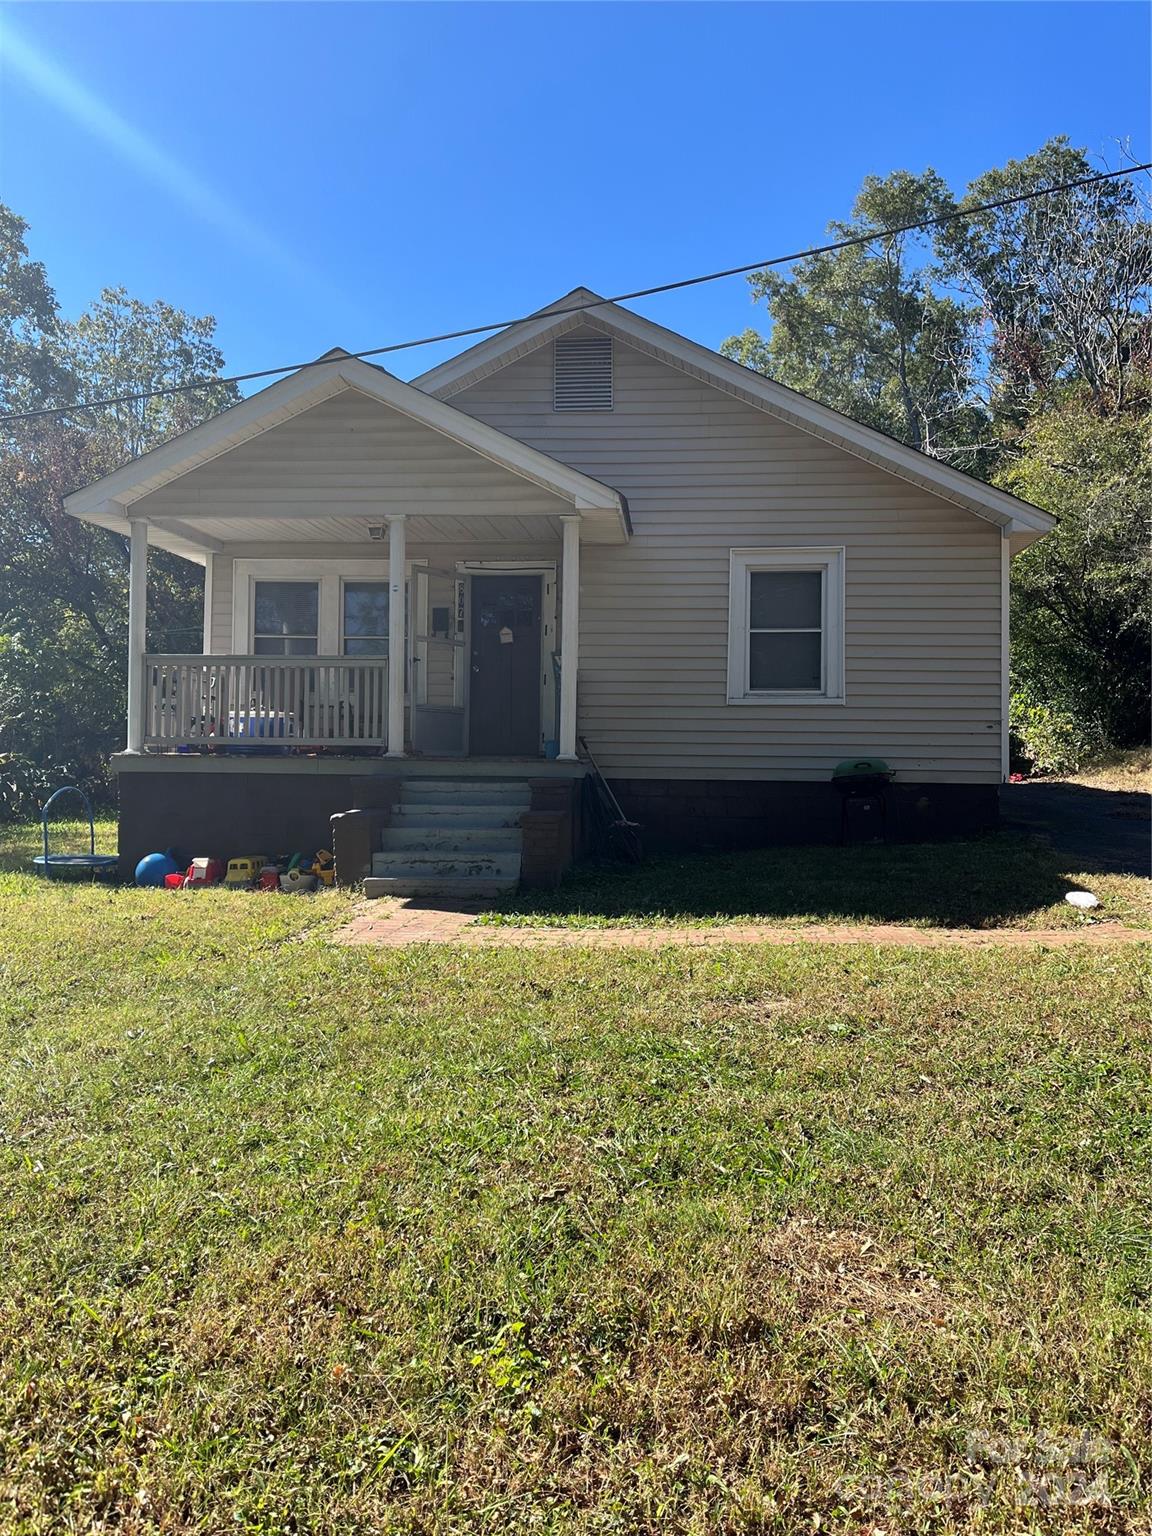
top-left (417, 294), bottom-right (1053, 537)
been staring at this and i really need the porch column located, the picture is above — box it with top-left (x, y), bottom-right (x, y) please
top-left (558, 515), bottom-right (580, 761)
top-left (385, 514), bottom-right (407, 756)
top-left (125, 517), bottom-right (148, 753)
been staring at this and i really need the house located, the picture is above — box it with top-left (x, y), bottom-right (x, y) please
top-left (64, 289), bottom-right (1054, 893)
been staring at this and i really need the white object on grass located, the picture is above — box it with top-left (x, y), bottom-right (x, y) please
top-left (1065, 891), bottom-right (1101, 910)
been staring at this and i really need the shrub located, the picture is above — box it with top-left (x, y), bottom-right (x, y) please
top-left (1009, 682), bottom-right (1106, 776)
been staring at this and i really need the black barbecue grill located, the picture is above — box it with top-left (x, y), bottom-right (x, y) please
top-left (831, 758), bottom-right (895, 844)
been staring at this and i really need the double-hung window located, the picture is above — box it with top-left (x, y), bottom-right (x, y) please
top-left (341, 581), bottom-right (390, 655)
top-left (252, 581), bottom-right (319, 656)
top-left (727, 548), bottom-right (844, 703)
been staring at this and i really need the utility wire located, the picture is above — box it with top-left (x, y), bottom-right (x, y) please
top-left (4, 160), bottom-right (1149, 426)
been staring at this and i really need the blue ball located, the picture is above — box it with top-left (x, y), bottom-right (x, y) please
top-left (135, 851), bottom-right (178, 887)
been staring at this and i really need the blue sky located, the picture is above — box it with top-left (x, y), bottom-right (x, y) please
top-left (1, 1), bottom-right (1148, 386)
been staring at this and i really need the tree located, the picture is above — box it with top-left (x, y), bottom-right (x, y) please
top-left (938, 138), bottom-right (1152, 416)
top-left (1000, 387), bottom-right (1151, 762)
top-left (722, 169), bottom-right (990, 461)
top-left (0, 204), bottom-right (71, 415)
top-left (62, 286), bottom-right (239, 468)
top-left (0, 210), bottom-right (240, 815)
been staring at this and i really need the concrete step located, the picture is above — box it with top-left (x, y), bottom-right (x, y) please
top-left (370, 851), bottom-right (521, 880)
top-left (401, 783), bottom-right (531, 807)
top-left (363, 875), bottom-right (516, 899)
top-left (381, 826), bottom-right (522, 852)
top-left (391, 805), bottom-right (525, 828)
top-left (402, 778), bottom-right (531, 797)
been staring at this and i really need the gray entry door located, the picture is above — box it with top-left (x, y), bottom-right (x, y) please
top-left (468, 574), bottom-right (542, 756)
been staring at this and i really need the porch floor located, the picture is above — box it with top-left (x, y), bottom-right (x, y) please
top-left (113, 752), bottom-right (589, 779)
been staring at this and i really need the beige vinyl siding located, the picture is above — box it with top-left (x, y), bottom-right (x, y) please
top-left (449, 329), bottom-right (1005, 782)
top-left (207, 554), bottom-right (234, 653)
top-left (421, 568), bottom-right (459, 708)
top-left (135, 388), bottom-right (571, 525)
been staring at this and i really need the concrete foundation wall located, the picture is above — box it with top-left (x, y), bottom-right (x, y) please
top-left (115, 762), bottom-right (997, 880)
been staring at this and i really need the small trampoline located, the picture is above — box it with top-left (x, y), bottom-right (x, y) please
top-left (33, 786), bottom-right (119, 881)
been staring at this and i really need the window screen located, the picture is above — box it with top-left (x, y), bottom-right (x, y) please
top-left (747, 569), bottom-right (823, 691)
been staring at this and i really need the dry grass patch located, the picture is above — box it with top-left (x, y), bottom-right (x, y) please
top-left (1062, 748), bottom-right (1152, 795)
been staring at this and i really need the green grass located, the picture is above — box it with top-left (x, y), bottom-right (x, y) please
top-left (482, 832), bottom-right (1151, 930)
top-left (0, 825), bottom-right (1149, 1531)
top-left (1, 816), bottom-right (119, 873)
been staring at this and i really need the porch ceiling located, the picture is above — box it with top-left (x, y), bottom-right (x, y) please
top-left (149, 510), bottom-right (576, 550)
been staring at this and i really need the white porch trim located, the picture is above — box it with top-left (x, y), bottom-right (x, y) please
top-left (126, 517), bottom-right (148, 754)
top-left (558, 516), bottom-right (580, 761)
top-left (1001, 530), bottom-right (1011, 782)
top-left (386, 515), bottom-right (407, 757)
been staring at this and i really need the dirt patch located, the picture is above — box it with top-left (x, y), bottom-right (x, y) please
top-left (336, 902), bottom-right (1152, 949)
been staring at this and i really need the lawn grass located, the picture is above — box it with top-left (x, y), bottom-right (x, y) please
top-left (0, 816), bottom-right (119, 873)
top-left (0, 834), bottom-right (1149, 1532)
top-left (481, 832), bottom-right (1151, 930)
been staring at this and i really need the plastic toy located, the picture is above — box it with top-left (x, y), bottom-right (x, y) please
top-left (136, 851), bottom-right (179, 887)
top-left (257, 864), bottom-right (282, 891)
top-left (310, 850), bottom-right (335, 887)
top-left (223, 855), bottom-right (268, 888)
top-left (187, 857), bottom-right (225, 886)
top-left (280, 867), bottom-right (318, 893)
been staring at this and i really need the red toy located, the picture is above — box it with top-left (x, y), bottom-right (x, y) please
top-left (186, 857), bottom-right (225, 886)
top-left (164, 857), bottom-right (226, 890)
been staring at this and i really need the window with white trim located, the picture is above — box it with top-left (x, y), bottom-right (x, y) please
top-left (727, 548), bottom-right (844, 703)
top-left (252, 580), bottom-right (319, 656)
top-left (341, 580), bottom-right (390, 656)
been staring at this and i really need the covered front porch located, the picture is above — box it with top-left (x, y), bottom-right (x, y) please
top-left (62, 353), bottom-right (630, 765)
top-left (129, 513), bottom-right (587, 761)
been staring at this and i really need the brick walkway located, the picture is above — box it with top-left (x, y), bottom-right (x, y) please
top-left (336, 901), bottom-right (1152, 949)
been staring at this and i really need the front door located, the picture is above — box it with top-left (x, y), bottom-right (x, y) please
top-left (468, 574), bottom-right (542, 756)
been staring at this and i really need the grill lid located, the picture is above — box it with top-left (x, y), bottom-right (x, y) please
top-left (832, 757), bottom-right (893, 780)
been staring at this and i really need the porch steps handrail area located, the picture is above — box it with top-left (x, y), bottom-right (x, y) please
top-left (142, 654), bottom-right (389, 750)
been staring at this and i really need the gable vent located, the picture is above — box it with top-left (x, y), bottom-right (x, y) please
top-left (553, 334), bottom-right (613, 410)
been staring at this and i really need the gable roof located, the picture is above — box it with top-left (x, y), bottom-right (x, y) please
top-left (414, 288), bottom-right (1055, 543)
top-left (64, 350), bottom-right (631, 554)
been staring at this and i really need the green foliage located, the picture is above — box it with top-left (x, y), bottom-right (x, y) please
top-left (0, 205), bottom-right (71, 414)
top-left (1000, 390), bottom-right (1152, 750)
top-left (1009, 682), bottom-right (1106, 775)
top-left (723, 169), bottom-right (989, 459)
top-left (937, 138), bottom-right (1152, 415)
top-left (0, 209), bottom-right (240, 817)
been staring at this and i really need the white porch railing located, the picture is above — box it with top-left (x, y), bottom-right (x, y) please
top-left (142, 655), bottom-right (389, 749)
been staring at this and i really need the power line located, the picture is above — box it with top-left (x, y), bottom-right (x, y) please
top-left (4, 160), bottom-right (1148, 426)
